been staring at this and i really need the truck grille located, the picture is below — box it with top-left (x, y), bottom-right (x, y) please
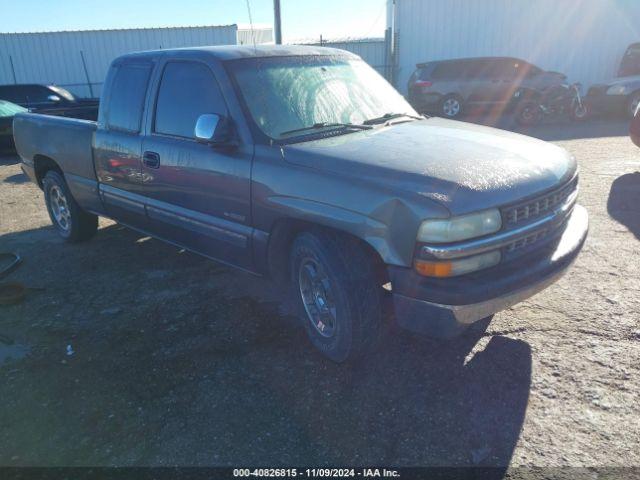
top-left (502, 177), bottom-right (577, 228)
top-left (505, 228), bottom-right (549, 253)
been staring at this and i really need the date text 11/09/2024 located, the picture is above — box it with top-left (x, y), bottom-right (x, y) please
top-left (233, 469), bottom-right (400, 477)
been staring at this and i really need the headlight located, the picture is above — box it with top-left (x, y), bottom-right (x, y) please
top-left (414, 250), bottom-right (501, 277)
top-left (606, 84), bottom-right (628, 95)
top-left (417, 209), bottom-right (502, 243)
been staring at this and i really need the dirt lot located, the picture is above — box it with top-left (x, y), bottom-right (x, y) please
top-left (0, 119), bottom-right (638, 469)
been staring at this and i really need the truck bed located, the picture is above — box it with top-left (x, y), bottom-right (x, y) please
top-left (13, 112), bottom-right (97, 182)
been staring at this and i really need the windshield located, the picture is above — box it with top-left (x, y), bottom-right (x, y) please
top-left (227, 56), bottom-right (418, 141)
top-left (0, 100), bottom-right (27, 117)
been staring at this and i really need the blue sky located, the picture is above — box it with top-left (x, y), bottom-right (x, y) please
top-left (0, 0), bottom-right (388, 41)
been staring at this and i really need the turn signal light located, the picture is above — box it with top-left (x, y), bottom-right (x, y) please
top-left (414, 251), bottom-right (501, 278)
top-left (414, 260), bottom-right (453, 277)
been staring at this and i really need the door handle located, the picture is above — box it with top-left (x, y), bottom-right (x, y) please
top-left (142, 151), bottom-right (160, 169)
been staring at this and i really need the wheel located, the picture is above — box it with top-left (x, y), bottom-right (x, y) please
top-left (515, 101), bottom-right (542, 126)
top-left (627, 91), bottom-right (640, 119)
top-left (571, 102), bottom-right (588, 121)
top-left (290, 230), bottom-right (383, 362)
top-left (439, 94), bottom-right (464, 119)
top-left (43, 170), bottom-right (98, 242)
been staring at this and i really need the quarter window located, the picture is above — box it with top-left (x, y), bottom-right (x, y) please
top-left (154, 61), bottom-right (227, 139)
top-left (107, 64), bottom-right (152, 133)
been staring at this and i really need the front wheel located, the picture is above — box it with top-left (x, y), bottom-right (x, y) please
top-left (43, 170), bottom-right (98, 242)
top-left (290, 231), bottom-right (383, 362)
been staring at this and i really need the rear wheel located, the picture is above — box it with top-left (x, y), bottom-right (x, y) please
top-left (439, 94), bottom-right (464, 119)
top-left (571, 102), bottom-right (588, 121)
top-left (290, 230), bottom-right (383, 362)
top-left (515, 101), bottom-right (542, 126)
top-left (43, 170), bottom-right (98, 242)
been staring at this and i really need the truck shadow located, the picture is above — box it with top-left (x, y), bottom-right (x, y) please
top-left (607, 171), bottom-right (640, 240)
top-left (3, 172), bottom-right (29, 184)
top-left (0, 223), bottom-right (531, 471)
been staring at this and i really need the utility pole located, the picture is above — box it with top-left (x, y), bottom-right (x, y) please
top-left (274, 0), bottom-right (282, 44)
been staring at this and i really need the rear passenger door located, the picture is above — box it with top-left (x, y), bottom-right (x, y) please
top-left (94, 60), bottom-right (153, 228)
top-left (486, 58), bottom-right (519, 107)
top-left (464, 59), bottom-right (495, 105)
top-left (139, 59), bottom-right (253, 268)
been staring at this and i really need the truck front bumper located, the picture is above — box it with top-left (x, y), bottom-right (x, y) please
top-left (389, 204), bottom-right (589, 337)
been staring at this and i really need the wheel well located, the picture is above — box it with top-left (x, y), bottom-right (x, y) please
top-left (266, 219), bottom-right (389, 287)
top-left (33, 155), bottom-right (63, 188)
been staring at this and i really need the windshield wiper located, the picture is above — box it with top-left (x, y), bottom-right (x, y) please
top-left (363, 112), bottom-right (423, 125)
top-left (279, 122), bottom-right (372, 137)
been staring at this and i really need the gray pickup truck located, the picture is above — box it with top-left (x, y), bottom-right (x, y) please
top-left (13, 45), bottom-right (588, 362)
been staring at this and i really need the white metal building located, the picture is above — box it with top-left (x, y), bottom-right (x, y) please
top-left (388, 0), bottom-right (640, 93)
top-left (0, 24), bottom-right (272, 97)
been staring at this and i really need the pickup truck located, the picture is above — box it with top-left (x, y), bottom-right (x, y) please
top-left (13, 45), bottom-right (589, 362)
top-left (0, 84), bottom-right (99, 121)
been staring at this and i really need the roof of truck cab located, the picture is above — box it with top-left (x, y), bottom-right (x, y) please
top-left (116, 44), bottom-right (360, 62)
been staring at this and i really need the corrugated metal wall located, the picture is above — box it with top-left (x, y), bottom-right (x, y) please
top-left (299, 38), bottom-right (390, 78)
top-left (393, 0), bottom-right (640, 93)
top-left (0, 25), bottom-right (238, 97)
top-left (237, 27), bottom-right (274, 46)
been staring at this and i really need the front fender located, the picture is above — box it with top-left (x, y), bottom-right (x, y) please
top-left (266, 195), bottom-right (412, 266)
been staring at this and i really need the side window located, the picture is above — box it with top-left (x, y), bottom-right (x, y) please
top-left (107, 64), bottom-right (152, 133)
top-left (154, 61), bottom-right (227, 139)
top-left (487, 59), bottom-right (517, 79)
top-left (432, 61), bottom-right (468, 80)
top-left (24, 86), bottom-right (55, 103)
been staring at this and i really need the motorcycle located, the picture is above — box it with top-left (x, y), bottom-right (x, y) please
top-left (514, 83), bottom-right (588, 126)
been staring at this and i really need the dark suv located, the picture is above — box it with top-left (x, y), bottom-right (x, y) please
top-left (408, 57), bottom-right (567, 119)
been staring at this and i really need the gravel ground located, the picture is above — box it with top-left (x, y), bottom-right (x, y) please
top-left (0, 118), bottom-right (638, 469)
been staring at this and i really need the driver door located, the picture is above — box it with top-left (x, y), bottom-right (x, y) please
top-left (139, 59), bottom-right (253, 268)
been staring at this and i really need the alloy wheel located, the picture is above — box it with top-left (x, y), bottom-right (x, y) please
top-left (443, 98), bottom-right (461, 117)
top-left (49, 185), bottom-right (72, 232)
top-left (298, 257), bottom-right (338, 338)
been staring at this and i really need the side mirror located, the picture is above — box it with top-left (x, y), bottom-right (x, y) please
top-left (47, 94), bottom-right (61, 103)
top-left (194, 113), bottom-right (232, 145)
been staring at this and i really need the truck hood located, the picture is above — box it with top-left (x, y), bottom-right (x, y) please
top-left (283, 118), bottom-right (576, 216)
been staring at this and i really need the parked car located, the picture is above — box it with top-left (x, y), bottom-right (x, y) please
top-left (586, 42), bottom-right (640, 118)
top-left (0, 84), bottom-right (98, 121)
top-left (0, 99), bottom-right (27, 152)
top-left (13, 46), bottom-right (588, 362)
top-left (407, 56), bottom-right (568, 119)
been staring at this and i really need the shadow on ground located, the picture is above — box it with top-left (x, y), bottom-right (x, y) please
top-left (608, 171), bottom-right (640, 240)
top-left (3, 172), bottom-right (28, 184)
top-left (0, 224), bottom-right (533, 470)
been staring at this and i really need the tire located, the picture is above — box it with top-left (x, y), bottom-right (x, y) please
top-left (439, 94), bottom-right (464, 119)
top-left (43, 170), bottom-right (98, 243)
top-left (290, 230), bottom-right (383, 362)
top-left (571, 102), bottom-right (588, 121)
top-left (515, 101), bottom-right (542, 126)
top-left (627, 91), bottom-right (640, 119)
